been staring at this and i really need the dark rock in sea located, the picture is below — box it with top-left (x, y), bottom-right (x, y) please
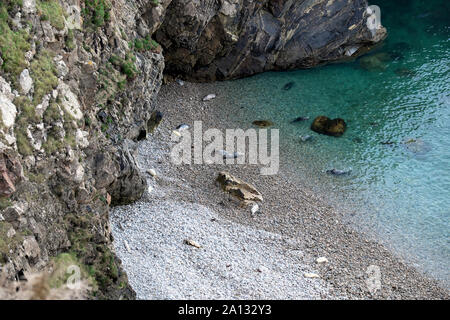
top-left (253, 120), bottom-right (274, 128)
top-left (359, 52), bottom-right (392, 71)
top-left (326, 169), bottom-right (351, 176)
top-left (402, 138), bottom-right (432, 155)
top-left (381, 141), bottom-right (395, 145)
top-left (283, 82), bottom-right (295, 90)
top-left (292, 116), bottom-right (310, 123)
top-left (353, 137), bottom-right (363, 143)
top-left (147, 110), bottom-right (163, 133)
top-left (311, 116), bottom-right (347, 137)
top-left (395, 68), bottom-right (417, 77)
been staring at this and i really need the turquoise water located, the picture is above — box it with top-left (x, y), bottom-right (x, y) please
top-left (218, 0), bottom-right (450, 285)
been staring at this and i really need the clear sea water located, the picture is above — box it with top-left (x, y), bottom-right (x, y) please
top-left (217, 0), bottom-right (450, 286)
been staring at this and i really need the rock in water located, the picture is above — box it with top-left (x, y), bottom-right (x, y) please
top-left (292, 116), bottom-right (310, 123)
top-left (402, 138), bottom-right (432, 155)
top-left (311, 116), bottom-right (346, 137)
top-left (283, 82), bottom-right (295, 90)
top-left (252, 120), bottom-right (274, 128)
top-left (216, 171), bottom-right (263, 205)
top-left (395, 68), bottom-right (417, 77)
top-left (359, 52), bottom-right (392, 71)
top-left (203, 94), bottom-right (216, 101)
top-left (300, 135), bottom-right (313, 142)
top-left (326, 169), bottom-right (351, 176)
top-left (147, 110), bottom-right (163, 133)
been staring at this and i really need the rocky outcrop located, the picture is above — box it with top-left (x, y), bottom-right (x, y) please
top-left (153, 0), bottom-right (387, 80)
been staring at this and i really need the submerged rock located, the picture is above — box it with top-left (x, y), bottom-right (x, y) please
top-left (292, 116), bottom-right (310, 123)
top-left (402, 138), bottom-right (432, 155)
top-left (282, 82), bottom-right (295, 91)
top-left (326, 169), bottom-right (351, 176)
top-left (311, 116), bottom-right (346, 137)
top-left (252, 120), bottom-right (273, 128)
top-left (359, 52), bottom-right (392, 71)
top-left (216, 171), bottom-right (263, 205)
top-left (395, 68), bottom-right (417, 77)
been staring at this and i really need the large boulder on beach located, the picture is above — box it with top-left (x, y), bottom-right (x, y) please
top-left (216, 172), bottom-right (263, 205)
top-left (311, 116), bottom-right (347, 137)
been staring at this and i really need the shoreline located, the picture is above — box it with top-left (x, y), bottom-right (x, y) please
top-left (110, 81), bottom-right (449, 299)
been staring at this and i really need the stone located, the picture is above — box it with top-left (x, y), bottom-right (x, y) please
top-left (185, 239), bottom-right (201, 249)
top-left (23, 236), bottom-right (40, 259)
top-left (402, 138), bottom-right (432, 155)
top-left (22, 0), bottom-right (36, 15)
top-left (0, 93), bottom-right (17, 129)
top-left (216, 171), bottom-right (263, 205)
top-left (283, 82), bottom-right (295, 90)
top-left (311, 116), bottom-right (346, 137)
top-left (124, 240), bottom-right (132, 253)
top-left (202, 94), bottom-right (216, 101)
top-left (19, 69), bottom-right (33, 95)
top-left (252, 120), bottom-right (274, 128)
top-left (304, 272), bottom-right (320, 279)
top-left (257, 266), bottom-right (269, 273)
top-left (75, 129), bottom-right (89, 149)
top-left (359, 52), bottom-right (392, 71)
top-left (55, 59), bottom-right (69, 78)
top-left (147, 169), bottom-right (156, 177)
top-left (0, 151), bottom-right (23, 197)
top-left (250, 203), bottom-right (259, 215)
top-left (316, 257), bottom-right (329, 264)
top-left (0, 76), bottom-right (14, 101)
top-left (147, 110), bottom-right (163, 133)
top-left (57, 82), bottom-right (83, 120)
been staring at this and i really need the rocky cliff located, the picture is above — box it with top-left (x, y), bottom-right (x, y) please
top-left (0, 0), bottom-right (385, 299)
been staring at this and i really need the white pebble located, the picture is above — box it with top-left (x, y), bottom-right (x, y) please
top-left (304, 272), bottom-right (320, 279)
top-left (147, 168), bottom-right (157, 177)
top-left (251, 203), bottom-right (259, 215)
top-left (202, 94), bottom-right (216, 101)
top-left (316, 257), bottom-right (328, 264)
top-left (148, 185), bottom-right (153, 193)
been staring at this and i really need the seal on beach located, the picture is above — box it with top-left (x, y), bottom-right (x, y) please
top-left (326, 169), bottom-right (351, 176)
top-left (292, 116), bottom-right (310, 123)
top-left (283, 82), bottom-right (295, 90)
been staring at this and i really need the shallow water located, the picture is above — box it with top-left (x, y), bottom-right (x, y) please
top-left (215, 0), bottom-right (450, 285)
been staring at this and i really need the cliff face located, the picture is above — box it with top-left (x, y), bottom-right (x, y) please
top-left (155, 0), bottom-right (386, 80)
top-left (0, 0), bottom-right (385, 298)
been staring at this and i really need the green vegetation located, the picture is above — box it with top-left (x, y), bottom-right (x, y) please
top-left (48, 252), bottom-right (97, 290)
top-left (0, 197), bottom-right (12, 210)
top-left (132, 36), bottom-right (160, 53)
top-left (14, 126), bottom-right (33, 156)
top-left (63, 213), bottom-right (125, 297)
top-left (65, 29), bottom-right (75, 51)
top-left (109, 52), bottom-right (138, 80)
top-left (13, 96), bottom-right (36, 156)
top-left (0, 221), bottom-right (25, 264)
top-left (0, 3), bottom-right (31, 82)
top-left (82, 0), bottom-right (111, 28)
top-left (36, 0), bottom-right (65, 30)
top-left (30, 49), bottom-right (58, 105)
